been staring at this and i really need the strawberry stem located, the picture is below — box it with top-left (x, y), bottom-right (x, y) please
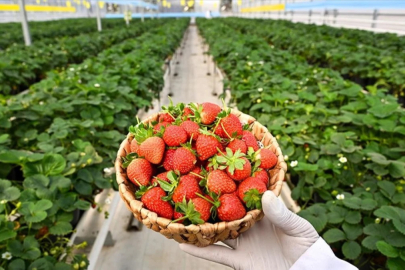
top-left (221, 122), bottom-right (232, 139)
top-left (189, 172), bottom-right (204, 179)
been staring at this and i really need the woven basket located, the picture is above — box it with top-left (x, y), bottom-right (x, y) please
top-left (115, 108), bottom-right (287, 247)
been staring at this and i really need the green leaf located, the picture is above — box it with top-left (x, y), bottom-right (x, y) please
top-left (33, 200), bottom-right (53, 212)
top-left (294, 162), bottom-right (318, 171)
top-left (77, 169), bottom-right (94, 183)
top-left (368, 152), bottom-right (390, 165)
top-left (362, 235), bottom-right (383, 250)
top-left (393, 219), bottom-right (405, 235)
top-left (49, 221), bottom-right (73, 235)
top-left (28, 258), bottom-right (53, 270)
top-left (23, 175), bottom-right (49, 190)
top-left (388, 161), bottom-right (405, 178)
top-left (368, 103), bottom-right (398, 118)
top-left (323, 228), bottom-right (346, 243)
top-left (342, 241), bottom-right (361, 260)
top-left (342, 223), bottom-right (363, 240)
top-left (376, 240), bottom-right (399, 258)
top-left (361, 198), bottom-right (378, 210)
top-left (374, 206), bottom-right (400, 220)
top-left (385, 231), bottom-right (405, 247)
top-left (342, 196), bottom-right (361, 209)
top-left (378, 181), bottom-right (396, 198)
top-left (8, 259), bottom-right (25, 270)
top-left (345, 211), bottom-right (361, 224)
top-left (74, 180), bottom-right (92, 195)
top-left (0, 179), bottom-right (20, 201)
top-left (54, 262), bottom-right (73, 270)
top-left (23, 154), bottom-right (66, 177)
top-left (0, 228), bottom-right (17, 242)
top-left (387, 257), bottom-right (405, 270)
top-left (298, 204), bottom-right (327, 232)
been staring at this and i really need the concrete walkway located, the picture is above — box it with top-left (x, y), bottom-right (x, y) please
top-left (94, 24), bottom-right (230, 270)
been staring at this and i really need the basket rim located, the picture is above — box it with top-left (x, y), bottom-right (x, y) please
top-left (115, 108), bottom-right (287, 232)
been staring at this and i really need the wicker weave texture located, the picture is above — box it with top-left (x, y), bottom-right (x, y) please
top-left (115, 109), bottom-right (287, 247)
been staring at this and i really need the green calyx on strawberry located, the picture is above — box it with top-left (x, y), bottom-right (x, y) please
top-left (122, 152), bottom-right (139, 168)
top-left (160, 98), bottom-right (184, 122)
top-left (246, 147), bottom-right (262, 171)
top-left (157, 170), bottom-right (181, 200)
top-left (173, 198), bottom-right (204, 225)
top-left (215, 148), bottom-right (246, 175)
top-left (135, 182), bottom-right (156, 199)
top-left (189, 102), bottom-right (222, 126)
top-left (243, 189), bottom-right (263, 210)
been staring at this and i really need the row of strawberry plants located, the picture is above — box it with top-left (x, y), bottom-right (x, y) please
top-left (197, 18), bottom-right (405, 270)
top-left (0, 18), bottom-right (189, 270)
top-left (0, 18), bottom-right (125, 49)
top-left (0, 19), bottom-right (162, 96)
top-left (221, 18), bottom-right (405, 100)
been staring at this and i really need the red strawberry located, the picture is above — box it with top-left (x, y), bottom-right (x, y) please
top-left (138, 137), bottom-right (165, 164)
top-left (159, 113), bottom-right (175, 123)
top-left (227, 157), bottom-right (251, 181)
top-left (180, 120), bottom-right (200, 141)
top-left (130, 138), bottom-right (140, 154)
top-left (196, 134), bottom-right (222, 160)
top-left (141, 187), bottom-right (173, 219)
top-left (163, 125), bottom-right (188, 147)
top-left (172, 147), bottom-right (196, 174)
top-left (218, 194), bottom-right (246, 221)
top-left (242, 131), bottom-right (259, 151)
top-left (173, 210), bottom-right (184, 223)
top-left (207, 170), bottom-right (236, 194)
top-left (183, 107), bottom-right (194, 118)
top-left (215, 114), bottom-right (243, 139)
top-left (257, 149), bottom-right (278, 169)
top-left (152, 171), bottom-right (171, 185)
top-left (162, 149), bottom-right (176, 171)
top-left (172, 175), bottom-right (202, 203)
top-left (227, 139), bottom-right (247, 154)
top-left (127, 158), bottom-right (153, 186)
top-left (153, 122), bottom-right (170, 133)
top-left (201, 103), bottom-right (221, 125)
top-left (191, 197), bottom-right (212, 222)
top-left (253, 169), bottom-right (269, 186)
top-left (237, 177), bottom-right (267, 208)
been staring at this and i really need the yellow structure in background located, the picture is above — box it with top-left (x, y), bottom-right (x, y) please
top-left (241, 3), bottom-right (285, 12)
top-left (0, 4), bottom-right (76, 12)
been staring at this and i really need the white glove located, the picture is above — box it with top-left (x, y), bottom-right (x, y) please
top-left (180, 191), bottom-right (357, 270)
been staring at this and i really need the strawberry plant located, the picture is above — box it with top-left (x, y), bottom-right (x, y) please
top-left (0, 18), bottom-right (167, 96)
top-left (0, 19), bottom-right (188, 269)
top-left (198, 18), bottom-right (405, 269)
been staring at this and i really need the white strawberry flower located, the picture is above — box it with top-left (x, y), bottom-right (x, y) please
top-left (2, 252), bottom-right (12, 260)
top-left (247, 62), bottom-right (253, 66)
top-left (70, 68), bottom-right (75, 71)
top-left (290, 160), bottom-right (298, 167)
top-left (336, 194), bottom-right (345, 200)
top-left (339, 156), bottom-right (347, 163)
top-left (258, 88), bottom-right (263, 92)
top-left (94, 83), bottom-right (100, 88)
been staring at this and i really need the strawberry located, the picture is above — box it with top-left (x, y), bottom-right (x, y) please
top-left (172, 175), bottom-right (202, 203)
top-left (188, 166), bottom-right (202, 179)
top-left (227, 157), bottom-right (251, 181)
top-left (227, 139), bottom-right (247, 154)
top-left (130, 138), bottom-right (140, 154)
top-left (253, 169), bottom-right (269, 186)
top-left (257, 148), bottom-right (278, 169)
top-left (180, 120), bottom-right (200, 140)
top-left (215, 149), bottom-right (252, 181)
top-left (126, 158), bottom-right (153, 186)
top-left (162, 149), bottom-right (176, 171)
top-left (174, 197), bottom-right (207, 224)
top-left (194, 102), bottom-right (221, 125)
top-left (191, 197), bottom-right (212, 222)
top-left (207, 170), bottom-right (236, 194)
top-left (153, 122), bottom-right (170, 133)
top-left (183, 107), bottom-right (194, 118)
top-left (141, 187), bottom-right (173, 219)
top-left (215, 114), bottom-right (243, 139)
top-left (163, 125), bottom-right (188, 147)
top-left (196, 134), bottom-right (222, 160)
top-left (237, 177), bottom-right (267, 209)
top-left (173, 210), bottom-right (185, 223)
top-left (159, 113), bottom-right (175, 123)
top-left (218, 194), bottom-right (246, 221)
top-left (242, 130), bottom-right (259, 151)
top-left (152, 171), bottom-right (171, 185)
top-left (139, 137), bottom-right (165, 164)
top-left (172, 147), bottom-right (196, 174)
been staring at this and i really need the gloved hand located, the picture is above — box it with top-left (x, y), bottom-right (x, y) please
top-left (179, 190), bottom-right (319, 270)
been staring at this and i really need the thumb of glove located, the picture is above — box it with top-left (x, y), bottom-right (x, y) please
top-left (262, 191), bottom-right (318, 238)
